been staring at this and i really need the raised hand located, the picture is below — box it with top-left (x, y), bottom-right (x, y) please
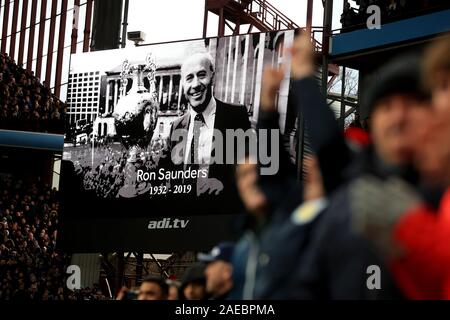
top-left (260, 67), bottom-right (285, 112)
top-left (289, 31), bottom-right (315, 80)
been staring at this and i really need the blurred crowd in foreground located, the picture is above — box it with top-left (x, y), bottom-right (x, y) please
top-left (118, 32), bottom-right (450, 300)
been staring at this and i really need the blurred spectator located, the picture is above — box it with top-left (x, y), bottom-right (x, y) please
top-left (137, 276), bottom-right (169, 301)
top-left (166, 279), bottom-right (181, 300)
top-left (340, 38), bottom-right (450, 300)
top-left (419, 35), bottom-right (450, 185)
top-left (0, 53), bottom-right (66, 133)
top-left (347, 35), bottom-right (450, 300)
top-left (231, 32), bottom-right (434, 299)
top-left (313, 52), bottom-right (431, 299)
top-left (197, 242), bottom-right (234, 300)
top-left (179, 264), bottom-right (207, 300)
top-left (341, 0), bottom-right (359, 31)
top-left (229, 33), bottom-right (341, 299)
top-left (344, 120), bottom-right (371, 151)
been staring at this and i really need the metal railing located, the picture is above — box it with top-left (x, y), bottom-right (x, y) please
top-left (234, 0), bottom-right (300, 30)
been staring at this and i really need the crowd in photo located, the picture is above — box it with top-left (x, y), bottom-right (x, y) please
top-left (0, 176), bottom-right (106, 300)
top-left (0, 53), bottom-right (67, 134)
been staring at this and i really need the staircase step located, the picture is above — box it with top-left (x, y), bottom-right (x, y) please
top-left (206, 0), bottom-right (298, 32)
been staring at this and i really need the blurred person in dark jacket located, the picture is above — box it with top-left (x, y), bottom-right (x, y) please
top-left (348, 35), bottom-right (450, 300)
top-left (300, 52), bottom-right (432, 299)
top-left (229, 32), bottom-right (338, 299)
top-left (230, 152), bottom-right (327, 299)
top-left (231, 30), bottom-right (435, 299)
top-left (198, 242), bottom-right (234, 300)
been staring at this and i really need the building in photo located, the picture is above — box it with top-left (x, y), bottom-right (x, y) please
top-left (66, 71), bottom-right (101, 125)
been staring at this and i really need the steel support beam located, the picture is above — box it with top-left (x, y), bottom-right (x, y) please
top-left (83, 0), bottom-right (93, 52)
top-left (1, 0), bottom-right (11, 54)
top-left (45, 0), bottom-right (58, 85)
top-left (115, 252), bottom-right (124, 297)
top-left (339, 66), bottom-right (346, 129)
top-left (321, 0), bottom-right (333, 96)
top-left (9, 0), bottom-right (20, 59)
top-left (203, 0), bottom-right (208, 38)
top-left (55, 0), bottom-right (68, 97)
top-left (36, 0), bottom-right (47, 79)
top-left (26, 0), bottom-right (38, 71)
top-left (306, 0), bottom-right (313, 31)
top-left (17, 0), bottom-right (29, 66)
top-left (71, 0), bottom-right (80, 54)
top-left (121, 0), bottom-right (129, 48)
top-left (218, 7), bottom-right (225, 37)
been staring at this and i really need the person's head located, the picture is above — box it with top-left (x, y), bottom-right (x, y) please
top-left (414, 36), bottom-right (450, 185)
top-left (138, 276), bottom-right (169, 301)
top-left (180, 265), bottom-right (206, 300)
top-left (198, 242), bottom-right (234, 298)
top-left (181, 52), bottom-right (215, 113)
top-left (204, 261), bottom-right (233, 298)
top-left (423, 35), bottom-right (450, 114)
top-left (182, 281), bottom-right (206, 301)
top-left (166, 280), bottom-right (180, 300)
top-left (365, 54), bottom-right (431, 166)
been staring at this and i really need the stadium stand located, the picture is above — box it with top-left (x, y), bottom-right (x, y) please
top-left (0, 53), bottom-right (67, 134)
top-left (0, 175), bottom-right (106, 300)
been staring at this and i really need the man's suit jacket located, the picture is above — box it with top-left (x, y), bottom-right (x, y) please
top-left (167, 98), bottom-right (251, 198)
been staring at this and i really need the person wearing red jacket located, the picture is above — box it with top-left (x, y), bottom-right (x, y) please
top-left (391, 189), bottom-right (450, 299)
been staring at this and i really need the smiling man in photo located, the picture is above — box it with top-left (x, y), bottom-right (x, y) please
top-left (168, 52), bottom-right (251, 197)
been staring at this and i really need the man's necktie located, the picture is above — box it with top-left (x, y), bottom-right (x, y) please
top-left (190, 113), bottom-right (205, 165)
top-left (185, 113), bottom-right (205, 194)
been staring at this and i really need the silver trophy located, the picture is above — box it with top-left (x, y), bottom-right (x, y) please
top-left (112, 53), bottom-right (159, 197)
top-left (113, 53), bottom-right (159, 160)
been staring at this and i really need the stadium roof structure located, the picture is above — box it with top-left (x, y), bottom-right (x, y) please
top-left (330, 8), bottom-right (450, 70)
top-left (0, 130), bottom-right (64, 152)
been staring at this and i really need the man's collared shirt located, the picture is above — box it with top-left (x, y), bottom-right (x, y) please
top-left (184, 97), bottom-right (216, 166)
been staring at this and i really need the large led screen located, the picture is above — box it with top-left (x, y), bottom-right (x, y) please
top-left (59, 30), bottom-right (298, 252)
